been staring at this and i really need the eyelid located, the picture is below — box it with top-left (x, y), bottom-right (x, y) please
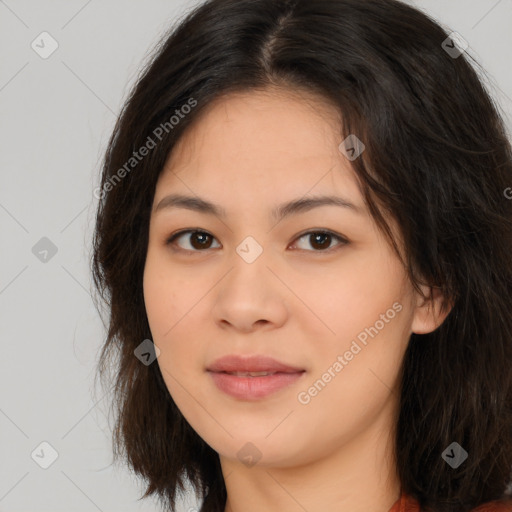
top-left (165, 228), bottom-right (221, 252)
top-left (165, 228), bottom-right (349, 253)
top-left (290, 228), bottom-right (348, 252)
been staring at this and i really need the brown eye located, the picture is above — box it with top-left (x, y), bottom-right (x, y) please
top-left (166, 230), bottom-right (221, 251)
top-left (309, 233), bottom-right (331, 250)
top-left (292, 230), bottom-right (348, 252)
top-left (189, 232), bottom-right (214, 249)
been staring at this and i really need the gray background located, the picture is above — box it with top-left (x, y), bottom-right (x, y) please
top-left (1, 1), bottom-right (511, 511)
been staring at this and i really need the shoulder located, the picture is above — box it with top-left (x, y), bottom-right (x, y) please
top-left (471, 500), bottom-right (512, 512)
top-left (394, 494), bottom-right (512, 512)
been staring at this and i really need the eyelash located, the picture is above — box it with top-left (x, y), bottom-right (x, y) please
top-left (165, 228), bottom-right (349, 254)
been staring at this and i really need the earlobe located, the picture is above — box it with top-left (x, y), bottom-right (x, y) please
top-left (411, 285), bottom-right (452, 335)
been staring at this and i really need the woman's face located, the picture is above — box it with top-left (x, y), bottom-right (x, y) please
top-left (143, 88), bottom-right (439, 469)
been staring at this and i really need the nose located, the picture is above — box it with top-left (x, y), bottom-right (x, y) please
top-left (211, 247), bottom-right (289, 333)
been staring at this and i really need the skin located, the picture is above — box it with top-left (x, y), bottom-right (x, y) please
top-left (143, 87), bottom-right (450, 512)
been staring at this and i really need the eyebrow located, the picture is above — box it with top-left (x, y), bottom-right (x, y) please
top-left (153, 193), bottom-right (363, 221)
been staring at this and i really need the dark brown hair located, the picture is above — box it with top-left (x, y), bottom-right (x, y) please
top-left (91, 0), bottom-right (512, 511)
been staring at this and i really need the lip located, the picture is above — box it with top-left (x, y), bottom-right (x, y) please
top-left (206, 354), bottom-right (306, 400)
top-left (206, 354), bottom-right (305, 373)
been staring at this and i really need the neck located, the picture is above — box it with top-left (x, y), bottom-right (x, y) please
top-left (220, 408), bottom-right (401, 512)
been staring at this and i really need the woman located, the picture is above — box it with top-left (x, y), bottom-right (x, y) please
top-left (91, 0), bottom-right (512, 510)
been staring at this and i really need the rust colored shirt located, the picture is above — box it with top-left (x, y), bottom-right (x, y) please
top-left (388, 492), bottom-right (512, 512)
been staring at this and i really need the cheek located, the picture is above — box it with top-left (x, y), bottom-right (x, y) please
top-left (143, 254), bottom-right (208, 390)
top-left (299, 259), bottom-right (410, 410)
top-left (289, 247), bottom-right (407, 348)
top-left (143, 250), bottom-right (193, 336)
top-left (143, 268), bottom-right (173, 338)
top-left (292, 299), bottom-right (409, 461)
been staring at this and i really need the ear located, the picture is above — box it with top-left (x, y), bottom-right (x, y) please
top-left (411, 284), bottom-right (452, 335)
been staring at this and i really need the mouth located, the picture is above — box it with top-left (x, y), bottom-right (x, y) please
top-left (206, 355), bottom-right (306, 400)
top-left (207, 371), bottom-right (305, 400)
top-left (217, 370), bottom-right (295, 377)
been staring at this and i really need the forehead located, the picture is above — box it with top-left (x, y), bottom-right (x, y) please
top-left (154, 87), bottom-right (361, 205)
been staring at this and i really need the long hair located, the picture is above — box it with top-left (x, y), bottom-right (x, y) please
top-left (90, 1), bottom-right (512, 511)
